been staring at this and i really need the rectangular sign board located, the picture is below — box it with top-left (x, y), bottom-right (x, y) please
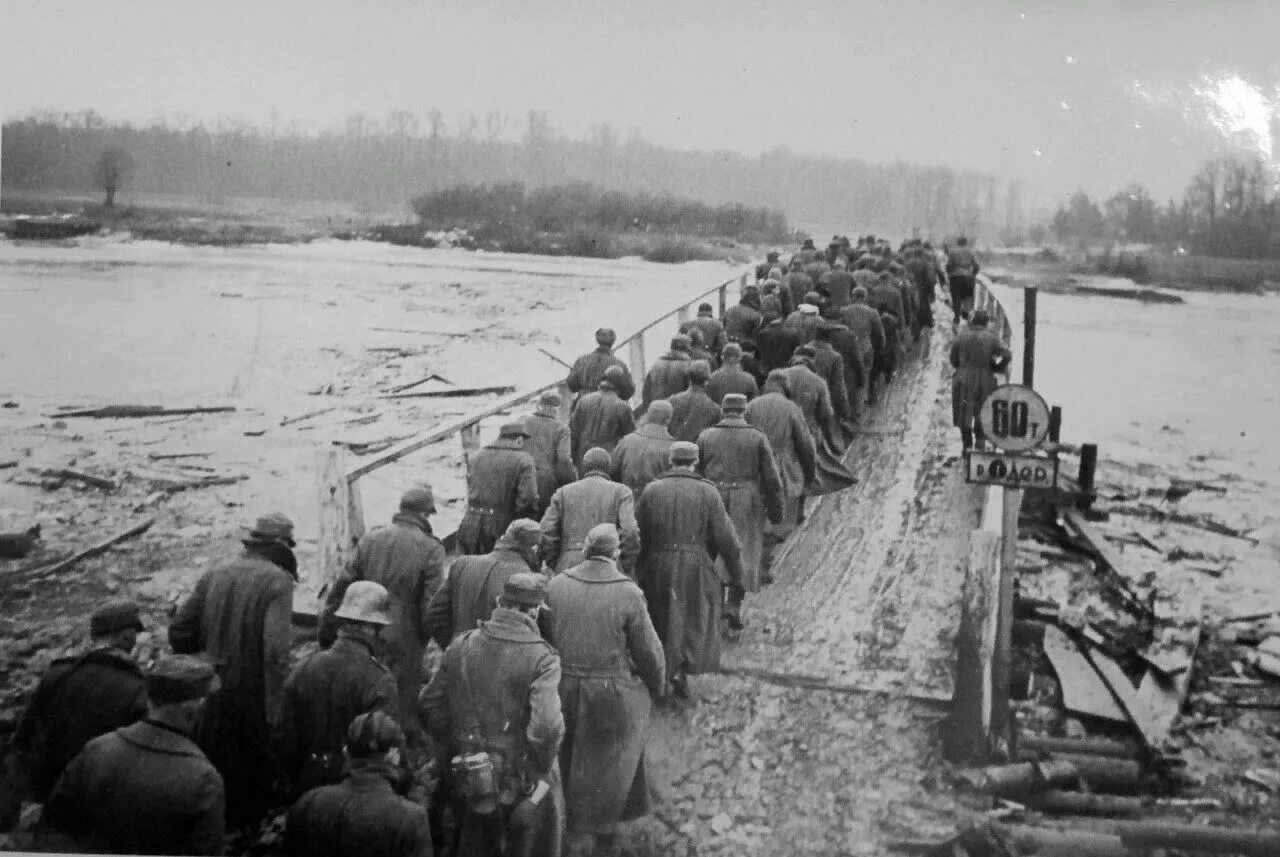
top-left (965, 450), bottom-right (1059, 489)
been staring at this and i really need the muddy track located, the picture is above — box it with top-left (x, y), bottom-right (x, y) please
top-left (633, 316), bottom-right (985, 856)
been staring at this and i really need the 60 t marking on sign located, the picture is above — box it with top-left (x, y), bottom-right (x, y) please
top-left (978, 384), bottom-right (1052, 452)
top-left (965, 451), bottom-right (1059, 489)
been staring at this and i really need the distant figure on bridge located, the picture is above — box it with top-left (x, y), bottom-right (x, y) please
top-left (810, 325), bottom-right (852, 425)
top-left (680, 302), bottom-right (726, 359)
top-left (745, 371), bottom-right (816, 570)
top-left (754, 250), bottom-right (782, 283)
top-left (950, 310), bottom-right (1011, 451)
top-left (784, 347), bottom-right (844, 457)
top-left (945, 236), bottom-right (980, 325)
top-left (783, 293), bottom-right (822, 344)
top-left (570, 378), bottom-right (636, 469)
top-left (821, 308), bottom-right (867, 421)
top-left (819, 257), bottom-right (855, 309)
top-left (426, 519), bottom-right (542, 649)
top-left (524, 391), bottom-right (578, 516)
top-left (707, 342), bottom-right (759, 404)
top-left (722, 288), bottom-right (764, 345)
top-left (685, 327), bottom-right (716, 367)
top-left (755, 313), bottom-right (802, 376)
top-left (782, 256), bottom-right (814, 311)
top-left (566, 327), bottom-right (633, 404)
top-left (668, 360), bottom-right (722, 443)
top-left (457, 423), bottom-right (540, 555)
top-left (841, 287), bottom-right (886, 403)
top-left (541, 447), bottom-right (639, 575)
top-left (641, 334), bottom-right (694, 409)
top-left (613, 401), bottom-right (676, 500)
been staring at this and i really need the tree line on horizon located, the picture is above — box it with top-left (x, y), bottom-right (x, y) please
top-left (1048, 154), bottom-right (1280, 259)
top-left (1, 109), bottom-right (1027, 239)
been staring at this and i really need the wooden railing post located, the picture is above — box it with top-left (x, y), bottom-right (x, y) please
top-left (718, 284), bottom-right (728, 316)
top-left (627, 336), bottom-right (646, 405)
top-left (316, 445), bottom-right (363, 599)
top-left (555, 382), bottom-right (572, 423)
top-left (460, 422), bottom-right (482, 486)
top-left (676, 304), bottom-right (690, 326)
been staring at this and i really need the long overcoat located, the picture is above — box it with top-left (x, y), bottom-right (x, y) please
top-left (569, 390), bottom-right (636, 468)
top-left (13, 647), bottom-right (147, 800)
top-left (826, 323), bottom-right (867, 412)
top-left (457, 439), bottom-right (540, 554)
top-left (706, 364), bottom-right (759, 404)
top-left (949, 326), bottom-right (1011, 427)
top-left (722, 302), bottom-right (763, 344)
top-left (41, 721), bottom-right (225, 856)
top-left (783, 309), bottom-right (821, 344)
top-left (169, 548), bottom-right (293, 826)
top-left (285, 761), bottom-right (433, 857)
top-left (524, 412), bottom-right (578, 512)
top-left (840, 302), bottom-right (885, 372)
top-left (744, 391), bottom-right (816, 536)
top-left (819, 269), bottom-right (855, 308)
top-left (755, 324), bottom-right (802, 374)
top-left (782, 364), bottom-right (842, 454)
top-left (611, 424), bottom-right (674, 499)
top-left (667, 386), bottom-right (722, 443)
top-left (782, 271), bottom-right (814, 311)
top-left (696, 417), bottom-right (784, 592)
top-left (540, 472), bottom-right (640, 575)
top-left (565, 347), bottom-right (632, 402)
top-left (635, 470), bottom-right (743, 676)
top-left (420, 609), bottom-right (565, 857)
top-left (546, 558), bottom-right (664, 835)
top-left (641, 353), bottom-right (691, 409)
top-left (810, 342), bottom-right (851, 421)
top-left (680, 315), bottom-right (726, 357)
top-left (320, 513), bottom-right (446, 727)
top-left (424, 544), bottom-right (535, 649)
top-left (868, 282), bottom-right (907, 330)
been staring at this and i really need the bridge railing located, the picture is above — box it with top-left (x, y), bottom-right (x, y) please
top-left (306, 271), bottom-right (746, 610)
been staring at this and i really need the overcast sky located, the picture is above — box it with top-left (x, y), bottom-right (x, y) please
top-left (4, 0), bottom-right (1279, 206)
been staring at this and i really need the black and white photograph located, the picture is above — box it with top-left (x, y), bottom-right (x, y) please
top-left (2, 1), bottom-right (1280, 854)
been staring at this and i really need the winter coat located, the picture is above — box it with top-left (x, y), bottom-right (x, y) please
top-left (667, 386), bottom-right (723, 443)
top-left (641, 353), bottom-right (691, 409)
top-left (826, 323), bottom-right (867, 408)
top-left (696, 416), bottom-right (784, 593)
top-left (524, 412), bottom-right (578, 511)
top-left (420, 609), bottom-right (565, 857)
top-left (706, 364), bottom-right (759, 405)
top-left (273, 633), bottom-right (398, 792)
top-left (285, 761), bottom-right (432, 857)
top-left (783, 309), bottom-right (821, 344)
top-left (680, 315), bottom-right (727, 357)
top-left (803, 261), bottom-right (830, 288)
top-left (635, 469), bottom-right (743, 676)
top-left (810, 342), bottom-right (852, 421)
top-left (819, 269), bottom-right (856, 308)
top-left (424, 545), bottom-right (536, 649)
top-left (42, 720), bottom-right (224, 855)
top-left (565, 347), bottom-right (632, 402)
top-left (569, 389), bottom-right (636, 468)
top-left (755, 323), bottom-right (802, 374)
top-left (867, 283), bottom-right (906, 330)
top-left (321, 514), bottom-right (446, 725)
top-left (457, 439), bottom-right (540, 555)
top-left (851, 268), bottom-right (877, 293)
top-left (722, 302), bottom-right (763, 344)
top-left (949, 326), bottom-right (1011, 427)
top-left (12, 646), bottom-right (147, 801)
top-left (840, 302), bottom-right (885, 370)
top-left (540, 472), bottom-right (639, 575)
top-left (945, 246), bottom-right (980, 278)
top-left (169, 547), bottom-right (293, 825)
top-left (783, 364), bottom-right (843, 454)
top-left (759, 292), bottom-right (784, 320)
top-left (745, 392), bottom-right (816, 500)
top-left (546, 558), bottom-right (664, 834)
top-left (611, 424), bottom-right (675, 499)
top-left (782, 271), bottom-right (814, 311)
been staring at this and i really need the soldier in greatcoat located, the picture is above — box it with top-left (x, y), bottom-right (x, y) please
top-left (641, 334), bottom-right (693, 409)
top-left (782, 256), bottom-right (814, 312)
top-left (285, 712), bottom-right (432, 857)
top-left (425, 519), bottom-right (544, 649)
top-left (679, 302), bottom-right (726, 357)
top-left (10, 600), bottom-right (147, 807)
top-left (457, 422), bottom-right (540, 555)
top-left (565, 328), bottom-right (632, 404)
top-left (524, 391), bottom-right (578, 515)
top-left (745, 371), bottom-right (817, 569)
top-left (818, 257), bottom-right (855, 309)
top-left (540, 448), bottom-right (639, 576)
top-left (684, 327), bottom-right (716, 368)
top-left (821, 308), bottom-right (867, 420)
top-left (810, 324), bottom-right (852, 424)
top-left (868, 269), bottom-right (907, 333)
top-left (320, 487), bottom-right (446, 742)
top-left (420, 573), bottom-right (566, 857)
top-left (38, 656), bottom-right (224, 856)
top-left (783, 349), bottom-right (845, 456)
top-left (276, 582), bottom-right (399, 799)
top-left (635, 442), bottom-right (743, 699)
top-left (783, 294), bottom-right (823, 345)
top-left (755, 313), bottom-right (802, 376)
top-left (611, 400), bottom-right (676, 499)
top-left (667, 360), bottom-right (722, 443)
top-left (950, 310), bottom-right (1012, 450)
top-left (841, 286), bottom-right (886, 402)
top-left (695, 394), bottom-right (783, 629)
top-left (169, 512), bottom-right (297, 828)
top-left (546, 525), bottom-right (665, 857)
top-left (569, 379), bottom-right (636, 469)
top-left (945, 236), bottom-right (980, 324)
top-left (722, 290), bottom-right (763, 344)
top-left (706, 342), bottom-right (759, 404)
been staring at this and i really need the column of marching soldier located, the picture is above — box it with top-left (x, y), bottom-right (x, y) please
top-left (3, 235), bottom-right (962, 857)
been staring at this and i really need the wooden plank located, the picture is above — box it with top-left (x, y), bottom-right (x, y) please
top-left (23, 517), bottom-right (156, 580)
top-left (382, 384), bottom-right (514, 400)
top-left (1061, 509), bottom-right (1153, 620)
top-left (316, 446), bottom-right (359, 598)
top-left (1042, 625), bottom-right (1125, 722)
top-left (949, 528), bottom-right (1001, 763)
top-left (676, 304), bottom-right (690, 326)
top-left (1135, 625), bottom-right (1202, 742)
top-left (991, 488), bottom-right (1022, 741)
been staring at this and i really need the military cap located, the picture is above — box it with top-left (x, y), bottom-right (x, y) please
top-left (721, 393), bottom-right (748, 412)
top-left (90, 599), bottom-right (144, 636)
top-left (581, 447), bottom-right (613, 473)
top-left (502, 572), bottom-right (549, 608)
top-left (795, 344), bottom-right (818, 359)
top-left (687, 359), bottom-right (711, 384)
top-left (670, 333), bottom-right (692, 351)
top-left (538, 390), bottom-right (562, 407)
top-left (721, 342), bottom-right (743, 360)
top-left (645, 400), bottom-right (674, 422)
top-left (499, 421), bottom-right (531, 438)
top-left (669, 441), bottom-right (699, 464)
top-left (803, 291), bottom-right (822, 304)
top-left (764, 369), bottom-right (792, 394)
top-left (346, 711), bottom-right (404, 758)
top-left (698, 302), bottom-right (713, 312)
top-left (584, 523), bottom-right (621, 557)
top-left (503, 518), bottom-right (544, 547)
top-left (852, 286), bottom-right (869, 301)
top-left (147, 655), bottom-right (218, 705)
top-left (603, 364), bottom-right (630, 384)
top-left (335, 580), bottom-right (393, 626)
top-left (243, 511), bottom-right (296, 548)
top-left (596, 327), bottom-right (617, 346)
top-left (399, 485), bottom-right (436, 514)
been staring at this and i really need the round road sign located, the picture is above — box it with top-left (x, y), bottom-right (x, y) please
top-left (978, 384), bottom-right (1051, 452)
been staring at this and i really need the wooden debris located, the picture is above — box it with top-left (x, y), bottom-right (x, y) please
top-left (387, 373), bottom-right (452, 394)
top-left (40, 468), bottom-right (117, 491)
top-left (956, 760), bottom-right (1079, 795)
top-left (151, 474), bottom-right (248, 494)
top-left (22, 517), bottom-right (156, 579)
top-left (1061, 510), bottom-right (1156, 621)
top-left (1108, 503), bottom-right (1257, 544)
top-left (382, 385), bottom-right (516, 401)
top-left (1019, 734), bottom-right (1138, 760)
top-left (1041, 624), bottom-right (1126, 722)
top-left (147, 452), bottom-right (211, 461)
top-left (1028, 790), bottom-right (1142, 817)
top-left (1013, 750), bottom-right (1143, 793)
top-left (0, 460), bottom-right (18, 470)
top-left (54, 405), bottom-right (236, 419)
top-left (369, 326), bottom-right (471, 337)
top-left (1134, 625), bottom-right (1201, 743)
top-left (536, 347), bottom-right (573, 370)
top-left (280, 405), bottom-right (340, 427)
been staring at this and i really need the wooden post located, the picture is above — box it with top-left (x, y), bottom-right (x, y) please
top-left (316, 445), bottom-right (362, 602)
top-left (1078, 443), bottom-right (1098, 507)
top-left (460, 422), bottom-right (482, 486)
top-left (948, 527), bottom-right (1001, 763)
top-left (627, 336), bottom-right (646, 405)
top-left (555, 382), bottom-right (572, 424)
top-left (718, 284), bottom-right (728, 317)
top-left (676, 304), bottom-right (690, 326)
top-left (991, 487), bottom-right (1023, 745)
top-left (1023, 286), bottom-right (1037, 388)
top-left (1048, 406), bottom-right (1062, 443)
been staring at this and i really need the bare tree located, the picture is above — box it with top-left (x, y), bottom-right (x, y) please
top-left (94, 146), bottom-right (135, 208)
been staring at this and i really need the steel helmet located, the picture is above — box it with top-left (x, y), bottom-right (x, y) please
top-left (345, 711), bottom-right (404, 758)
top-left (334, 580), bottom-right (393, 626)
